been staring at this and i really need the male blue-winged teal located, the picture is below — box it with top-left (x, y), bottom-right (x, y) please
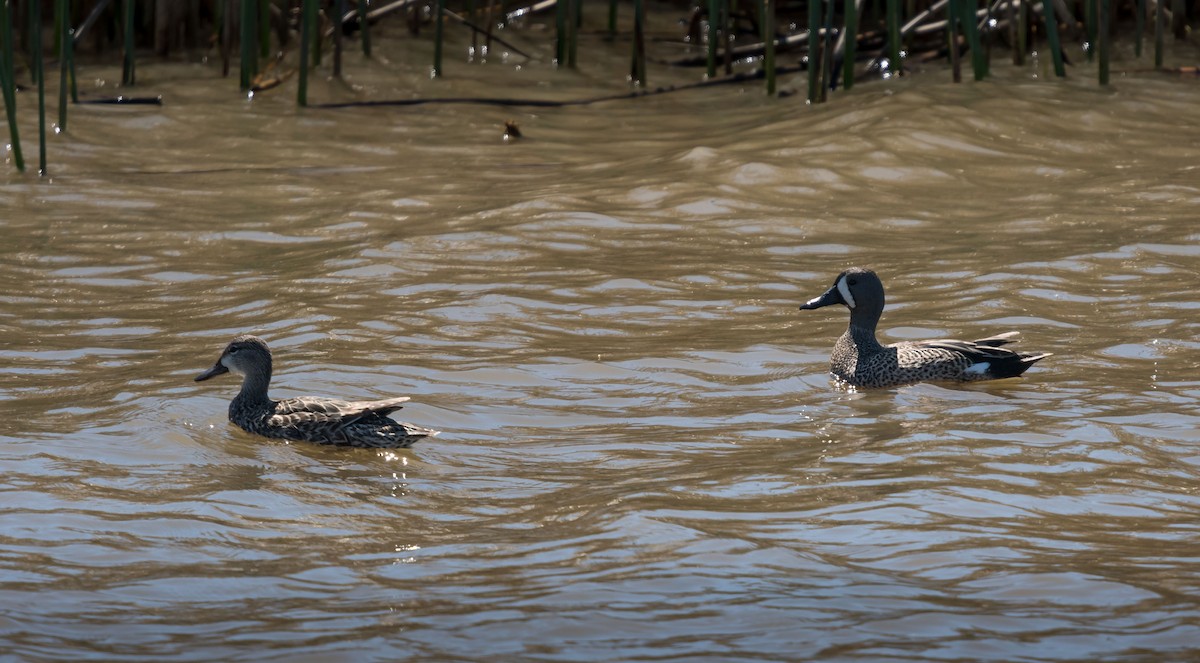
top-left (799, 267), bottom-right (1050, 388)
top-left (195, 335), bottom-right (439, 448)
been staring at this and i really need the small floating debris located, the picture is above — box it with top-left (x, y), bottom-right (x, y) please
top-left (503, 120), bottom-right (522, 141)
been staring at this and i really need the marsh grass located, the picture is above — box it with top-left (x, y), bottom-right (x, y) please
top-left (0, 0), bottom-right (1194, 174)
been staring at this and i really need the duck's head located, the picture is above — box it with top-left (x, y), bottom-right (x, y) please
top-left (195, 334), bottom-right (273, 382)
top-left (799, 267), bottom-right (886, 320)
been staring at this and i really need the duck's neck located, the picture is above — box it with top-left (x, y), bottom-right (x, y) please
top-left (233, 368), bottom-right (273, 407)
top-left (846, 304), bottom-right (885, 352)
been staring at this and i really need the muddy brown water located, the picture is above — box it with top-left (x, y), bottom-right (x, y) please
top-left (2, 28), bottom-right (1199, 661)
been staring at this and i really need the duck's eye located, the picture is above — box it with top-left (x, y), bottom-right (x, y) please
top-left (848, 279), bottom-right (858, 286)
top-left (228, 347), bottom-right (240, 355)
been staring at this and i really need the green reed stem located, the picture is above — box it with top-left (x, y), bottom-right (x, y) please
top-left (57, 0), bottom-right (70, 132)
top-left (843, 0), bottom-right (858, 90)
top-left (1041, 0), bottom-right (1065, 76)
top-left (631, 0), bottom-right (646, 85)
top-left (467, 0), bottom-right (477, 57)
top-left (298, 0), bottom-right (317, 105)
top-left (240, 0), bottom-right (257, 90)
top-left (333, 0), bottom-right (344, 77)
top-left (706, 0), bottom-right (718, 78)
top-left (961, 0), bottom-right (986, 79)
top-left (259, 0), bottom-right (271, 59)
top-left (1006, 0), bottom-right (1017, 64)
top-left (1134, 0), bottom-right (1143, 57)
top-left (764, 0), bottom-right (776, 95)
top-left (1016, 0), bottom-right (1027, 65)
top-left (820, 0), bottom-right (835, 100)
top-left (886, 0), bottom-right (901, 76)
top-left (567, 0), bottom-right (579, 68)
top-left (608, 0), bottom-right (617, 35)
top-left (360, 0), bottom-right (372, 56)
top-left (808, 0), bottom-right (820, 101)
top-left (31, 0), bottom-right (46, 174)
top-left (948, 0), bottom-right (962, 82)
top-left (434, 0), bottom-right (445, 76)
top-left (0, 0), bottom-right (21, 172)
top-left (1153, 0), bottom-right (1163, 68)
top-left (121, 0), bottom-right (135, 85)
top-left (811, 0), bottom-right (820, 100)
top-left (554, 0), bottom-right (565, 65)
top-left (1084, 0), bottom-right (1096, 61)
top-left (722, 0), bottom-right (733, 73)
top-left (1098, 0), bottom-right (1110, 83)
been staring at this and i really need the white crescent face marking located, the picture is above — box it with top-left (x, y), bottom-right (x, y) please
top-left (221, 353), bottom-right (246, 375)
top-left (836, 276), bottom-right (857, 309)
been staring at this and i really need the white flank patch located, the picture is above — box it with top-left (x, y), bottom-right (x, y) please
top-left (964, 362), bottom-right (991, 375)
top-left (836, 276), bottom-right (856, 309)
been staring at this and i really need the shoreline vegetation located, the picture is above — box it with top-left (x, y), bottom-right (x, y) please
top-left (1, 0), bottom-right (1197, 174)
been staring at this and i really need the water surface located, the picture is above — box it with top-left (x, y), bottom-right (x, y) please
top-left (2, 30), bottom-right (1200, 661)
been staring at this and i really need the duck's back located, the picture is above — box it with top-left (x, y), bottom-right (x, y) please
top-left (831, 332), bottom-right (1047, 388)
top-left (232, 396), bottom-right (437, 448)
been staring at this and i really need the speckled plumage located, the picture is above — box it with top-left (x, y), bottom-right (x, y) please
top-left (195, 335), bottom-right (438, 448)
top-left (800, 268), bottom-right (1050, 388)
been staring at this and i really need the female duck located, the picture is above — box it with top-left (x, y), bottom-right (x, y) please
top-left (799, 267), bottom-right (1049, 388)
top-left (195, 335), bottom-right (438, 448)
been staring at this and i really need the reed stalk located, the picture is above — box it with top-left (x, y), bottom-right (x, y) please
top-left (819, 0), bottom-right (835, 100)
top-left (843, 0), bottom-right (858, 89)
top-left (333, 0), bottom-right (344, 76)
top-left (218, 0), bottom-right (230, 77)
top-left (1084, 0), bottom-right (1095, 61)
top-left (886, 0), bottom-right (901, 76)
top-left (567, 0), bottom-right (579, 68)
top-left (122, 0), bottom-right (134, 85)
top-left (467, 0), bottom-right (477, 57)
top-left (1041, 0), bottom-right (1065, 76)
top-left (31, 0), bottom-right (46, 174)
top-left (1006, 0), bottom-right (1016, 63)
top-left (566, 0), bottom-right (576, 67)
top-left (722, 0), bottom-right (732, 73)
top-left (1134, 0), bottom-right (1143, 57)
top-left (808, 0), bottom-right (821, 101)
top-left (763, 0), bottom-right (776, 95)
top-left (608, 0), bottom-right (617, 36)
top-left (554, 0), bottom-right (564, 64)
top-left (240, 0), bottom-right (258, 90)
top-left (705, 0), bottom-right (718, 78)
top-left (484, 0), bottom-right (494, 54)
top-left (1016, 0), bottom-right (1027, 65)
top-left (960, 0), bottom-right (986, 79)
top-left (298, 0), bottom-right (317, 105)
top-left (1153, 0), bottom-right (1163, 68)
top-left (949, 0), bottom-right (962, 82)
top-left (0, 1), bottom-right (21, 172)
top-left (259, 0), bottom-right (271, 59)
top-left (434, 0), bottom-right (445, 76)
top-left (360, 0), bottom-right (373, 56)
top-left (631, 0), bottom-right (646, 85)
top-left (57, 0), bottom-right (70, 132)
top-left (1098, 0), bottom-right (1110, 83)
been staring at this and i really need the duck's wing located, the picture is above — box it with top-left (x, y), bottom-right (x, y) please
top-left (270, 396), bottom-right (411, 427)
top-left (915, 335), bottom-right (1050, 379)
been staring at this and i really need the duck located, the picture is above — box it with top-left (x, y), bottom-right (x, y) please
top-left (798, 267), bottom-right (1050, 388)
top-left (194, 335), bottom-right (439, 448)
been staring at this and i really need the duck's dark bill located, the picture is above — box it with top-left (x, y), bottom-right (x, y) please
top-left (195, 363), bottom-right (229, 382)
top-left (799, 285), bottom-right (844, 310)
